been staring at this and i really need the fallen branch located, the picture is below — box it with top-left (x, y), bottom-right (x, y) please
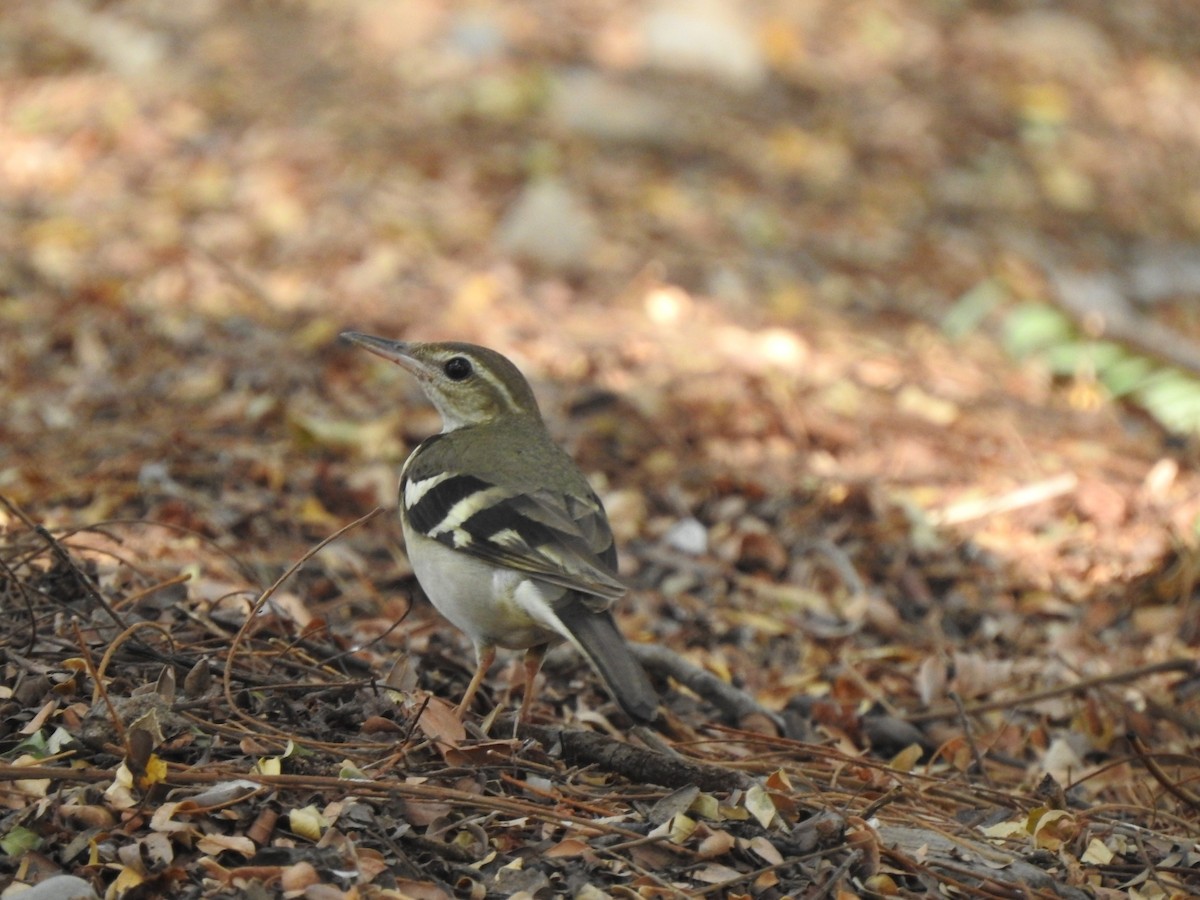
top-left (519, 723), bottom-right (752, 792)
top-left (907, 658), bottom-right (1196, 724)
top-left (631, 643), bottom-right (784, 733)
top-left (929, 473), bottom-right (1078, 526)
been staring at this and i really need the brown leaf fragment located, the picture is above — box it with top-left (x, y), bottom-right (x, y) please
top-left (845, 817), bottom-right (881, 881)
top-left (126, 726), bottom-right (157, 771)
top-left (361, 715), bottom-right (404, 735)
top-left (747, 835), bottom-right (784, 865)
top-left (21, 700), bottom-right (57, 736)
top-left (628, 840), bottom-right (681, 870)
top-left (790, 810), bottom-right (847, 854)
top-left (210, 865), bottom-right (284, 889)
top-left (1033, 772), bottom-right (1068, 809)
top-left (543, 838), bottom-right (593, 859)
top-left (391, 880), bottom-right (455, 900)
top-left (239, 737), bottom-right (273, 756)
top-left (695, 826), bottom-right (736, 859)
top-left (738, 711), bottom-right (781, 735)
top-left (196, 833), bottom-right (256, 857)
top-left (692, 862), bottom-right (743, 884)
top-left (887, 742), bottom-right (924, 772)
top-left (383, 656), bottom-right (419, 691)
top-left (300, 883), bottom-right (348, 897)
top-left (443, 739), bottom-right (518, 767)
top-left (1074, 478), bottom-right (1127, 526)
top-left (61, 803), bottom-right (116, 829)
top-left (735, 531), bottom-right (789, 574)
top-left (400, 798), bottom-right (454, 827)
top-left (183, 657), bottom-right (212, 697)
top-left (863, 873), bottom-right (901, 894)
top-left (247, 806), bottom-right (279, 846)
top-left (753, 869), bottom-right (780, 891)
top-left (279, 861), bottom-right (319, 893)
top-left (915, 656), bottom-right (947, 707)
top-left (414, 694), bottom-right (467, 753)
top-left (354, 848), bottom-right (390, 882)
top-left (646, 785), bottom-right (701, 824)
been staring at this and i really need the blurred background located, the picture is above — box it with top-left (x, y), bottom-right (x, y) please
top-left (5, 6), bottom-right (1200, 892)
top-left (2, 0), bottom-right (1199, 604)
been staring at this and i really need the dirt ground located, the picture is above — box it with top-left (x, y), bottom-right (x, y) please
top-left (2, 1), bottom-right (1199, 897)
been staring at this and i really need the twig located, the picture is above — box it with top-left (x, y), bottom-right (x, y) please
top-left (929, 473), bottom-right (1078, 526)
top-left (1051, 266), bottom-right (1200, 375)
top-left (906, 658), bottom-right (1196, 724)
top-left (860, 785), bottom-right (904, 819)
top-left (802, 538), bottom-right (867, 597)
top-left (71, 620), bottom-right (127, 746)
top-left (221, 508), bottom-right (383, 735)
top-left (630, 643), bottom-right (783, 730)
top-left (0, 764), bottom-right (669, 845)
top-left (691, 848), bottom-right (835, 897)
top-left (949, 691), bottom-right (992, 786)
top-left (807, 848), bottom-right (860, 900)
top-left (0, 550), bottom-right (38, 653)
top-left (116, 573), bottom-right (191, 610)
top-left (33, 524), bottom-right (134, 636)
top-left (72, 518), bottom-right (266, 587)
top-left (94, 620), bottom-right (177, 697)
top-left (1128, 733), bottom-right (1200, 812)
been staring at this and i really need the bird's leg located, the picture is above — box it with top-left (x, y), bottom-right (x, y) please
top-left (518, 644), bottom-right (548, 723)
top-left (456, 644), bottom-right (496, 719)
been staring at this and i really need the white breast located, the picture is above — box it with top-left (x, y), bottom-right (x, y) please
top-left (401, 521), bottom-right (566, 651)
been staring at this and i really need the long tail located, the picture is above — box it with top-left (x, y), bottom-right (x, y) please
top-left (554, 604), bottom-right (659, 722)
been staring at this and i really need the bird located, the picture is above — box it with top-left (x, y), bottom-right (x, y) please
top-left (341, 332), bottom-right (659, 724)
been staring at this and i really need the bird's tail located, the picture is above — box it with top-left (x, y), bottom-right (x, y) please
top-left (554, 605), bottom-right (659, 722)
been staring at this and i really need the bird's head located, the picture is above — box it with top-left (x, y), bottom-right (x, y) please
top-left (341, 332), bottom-right (542, 431)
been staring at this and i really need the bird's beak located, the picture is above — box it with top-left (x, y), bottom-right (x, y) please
top-left (340, 332), bottom-right (421, 374)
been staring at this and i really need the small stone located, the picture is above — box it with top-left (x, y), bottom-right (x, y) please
top-left (445, 11), bottom-right (507, 61)
top-left (640, 0), bottom-right (767, 92)
top-left (550, 69), bottom-right (679, 145)
top-left (736, 531), bottom-right (789, 574)
top-left (995, 10), bottom-right (1116, 82)
top-left (7, 875), bottom-right (100, 900)
top-left (664, 517), bottom-right (708, 556)
top-left (1074, 479), bottom-right (1128, 527)
top-left (496, 178), bottom-right (597, 271)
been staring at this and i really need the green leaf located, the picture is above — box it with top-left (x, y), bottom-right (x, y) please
top-left (1099, 355), bottom-right (1154, 397)
top-left (9, 731), bottom-right (49, 758)
top-left (1045, 339), bottom-right (1124, 377)
top-left (1136, 371), bottom-right (1200, 432)
top-left (1001, 303), bottom-right (1073, 357)
top-left (0, 825), bottom-right (42, 856)
top-left (942, 279), bottom-right (1007, 340)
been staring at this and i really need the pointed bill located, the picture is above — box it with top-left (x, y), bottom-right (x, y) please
top-left (341, 332), bottom-right (421, 372)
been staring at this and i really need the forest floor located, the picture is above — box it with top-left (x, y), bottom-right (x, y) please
top-left (2, 1), bottom-right (1200, 897)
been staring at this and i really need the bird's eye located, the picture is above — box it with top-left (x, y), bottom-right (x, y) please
top-left (444, 356), bottom-right (473, 381)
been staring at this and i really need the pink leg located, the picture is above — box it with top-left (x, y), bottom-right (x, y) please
top-left (518, 644), bottom-right (547, 722)
top-left (456, 644), bottom-right (496, 719)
